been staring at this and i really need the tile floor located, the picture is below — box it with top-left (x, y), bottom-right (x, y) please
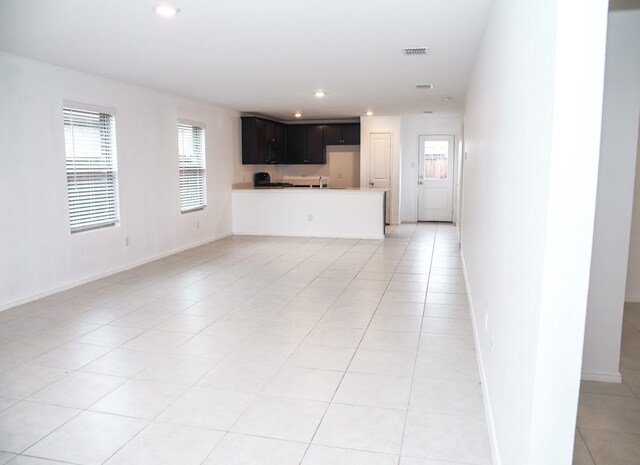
top-left (574, 302), bottom-right (640, 465)
top-left (0, 223), bottom-right (492, 465)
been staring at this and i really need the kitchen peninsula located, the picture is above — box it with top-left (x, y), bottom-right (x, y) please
top-left (232, 186), bottom-right (387, 240)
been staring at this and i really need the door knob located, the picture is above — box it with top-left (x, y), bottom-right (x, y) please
top-left (370, 182), bottom-right (374, 186)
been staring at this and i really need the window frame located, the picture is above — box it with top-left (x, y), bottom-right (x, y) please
top-left (178, 120), bottom-right (207, 213)
top-left (63, 103), bottom-right (120, 233)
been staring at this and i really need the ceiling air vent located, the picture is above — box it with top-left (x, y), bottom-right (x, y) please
top-left (403, 47), bottom-right (428, 55)
top-left (416, 84), bottom-right (433, 90)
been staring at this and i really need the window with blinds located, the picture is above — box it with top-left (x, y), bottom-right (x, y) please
top-left (178, 123), bottom-right (207, 212)
top-left (63, 107), bottom-right (119, 233)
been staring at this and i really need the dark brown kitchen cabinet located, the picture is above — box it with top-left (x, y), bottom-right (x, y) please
top-left (323, 123), bottom-right (360, 145)
top-left (241, 117), bottom-right (287, 164)
top-left (285, 125), bottom-right (305, 163)
top-left (286, 124), bottom-right (325, 164)
top-left (341, 124), bottom-right (361, 144)
top-left (241, 118), bottom-right (360, 165)
top-left (306, 125), bottom-right (325, 162)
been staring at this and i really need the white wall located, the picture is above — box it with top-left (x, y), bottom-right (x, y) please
top-left (400, 115), bottom-right (462, 223)
top-left (360, 116), bottom-right (401, 224)
top-left (583, 10), bottom-right (640, 381)
top-left (626, 127), bottom-right (640, 301)
top-left (461, 0), bottom-right (608, 464)
top-left (0, 52), bottom-right (240, 310)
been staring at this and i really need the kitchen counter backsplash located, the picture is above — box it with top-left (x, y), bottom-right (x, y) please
top-left (231, 181), bottom-right (253, 189)
top-left (233, 176), bottom-right (336, 189)
top-left (282, 176), bottom-right (333, 186)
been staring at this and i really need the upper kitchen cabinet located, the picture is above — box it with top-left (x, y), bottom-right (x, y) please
top-left (241, 117), bottom-right (287, 164)
top-left (323, 123), bottom-right (361, 145)
top-left (285, 124), bottom-right (305, 164)
top-left (287, 124), bottom-right (325, 164)
top-left (241, 118), bottom-right (360, 164)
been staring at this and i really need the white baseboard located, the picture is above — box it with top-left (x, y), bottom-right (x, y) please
top-left (233, 231), bottom-right (385, 241)
top-left (460, 250), bottom-right (501, 465)
top-left (625, 296), bottom-right (640, 303)
top-left (581, 371), bottom-right (623, 383)
top-left (0, 232), bottom-right (232, 312)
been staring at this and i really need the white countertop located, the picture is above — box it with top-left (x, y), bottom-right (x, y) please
top-left (232, 185), bottom-right (389, 193)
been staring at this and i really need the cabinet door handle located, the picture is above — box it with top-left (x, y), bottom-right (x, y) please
top-left (370, 182), bottom-right (374, 186)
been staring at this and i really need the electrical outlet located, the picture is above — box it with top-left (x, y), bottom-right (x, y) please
top-left (125, 236), bottom-right (129, 247)
top-left (308, 214), bottom-right (313, 222)
top-left (196, 220), bottom-right (200, 229)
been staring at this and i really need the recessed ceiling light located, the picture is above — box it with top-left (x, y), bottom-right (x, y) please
top-left (294, 112), bottom-right (302, 118)
top-left (366, 111), bottom-right (373, 116)
top-left (155, 5), bottom-right (180, 17)
top-left (443, 96), bottom-right (452, 101)
top-left (416, 84), bottom-right (433, 90)
top-left (314, 90), bottom-right (325, 98)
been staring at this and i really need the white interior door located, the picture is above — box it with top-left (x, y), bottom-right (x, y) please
top-left (418, 135), bottom-right (454, 222)
top-left (369, 132), bottom-right (391, 223)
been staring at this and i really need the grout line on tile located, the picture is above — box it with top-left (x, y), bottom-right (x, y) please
top-left (576, 427), bottom-right (600, 465)
top-left (394, 224), bottom-right (438, 465)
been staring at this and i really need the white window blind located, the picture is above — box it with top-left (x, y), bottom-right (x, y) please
top-left (178, 123), bottom-right (207, 212)
top-left (64, 107), bottom-right (119, 233)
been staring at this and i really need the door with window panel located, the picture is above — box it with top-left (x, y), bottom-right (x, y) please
top-left (417, 135), bottom-right (454, 222)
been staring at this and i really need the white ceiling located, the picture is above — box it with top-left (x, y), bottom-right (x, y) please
top-left (0, 0), bottom-right (492, 121)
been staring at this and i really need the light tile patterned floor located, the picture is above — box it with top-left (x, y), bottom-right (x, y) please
top-left (0, 223), bottom-right (492, 465)
top-left (574, 302), bottom-right (640, 465)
